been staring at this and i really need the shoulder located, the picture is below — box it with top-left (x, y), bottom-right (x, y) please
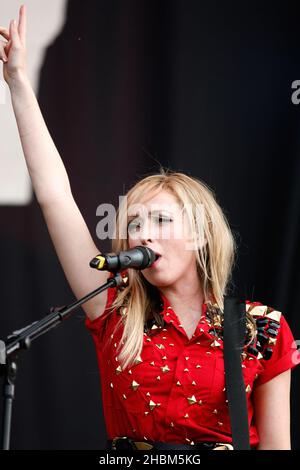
top-left (244, 300), bottom-right (300, 386)
top-left (85, 271), bottom-right (129, 335)
top-left (244, 300), bottom-right (282, 361)
top-left (245, 299), bottom-right (281, 322)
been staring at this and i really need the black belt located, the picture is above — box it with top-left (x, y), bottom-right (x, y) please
top-left (106, 437), bottom-right (234, 451)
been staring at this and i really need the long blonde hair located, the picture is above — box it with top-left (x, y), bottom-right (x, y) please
top-left (110, 170), bottom-right (237, 370)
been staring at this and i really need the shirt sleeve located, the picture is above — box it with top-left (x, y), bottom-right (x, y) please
top-left (254, 314), bottom-right (300, 387)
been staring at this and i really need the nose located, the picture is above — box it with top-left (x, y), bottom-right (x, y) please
top-left (139, 219), bottom-right (153, 245)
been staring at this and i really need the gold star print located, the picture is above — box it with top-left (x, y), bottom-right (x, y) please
top-left (187, 395), bottom-right (197, 405)
top-left (245, 384), bottom-right (251, 393)
top-left (146, 392), bottom-right (151, 396)
top-left (134, 356), bottom-right (143, 365)
top-left (128, 370), bottom-right (132, 374)
top-left (131, 380), bottom-right (140, 391)
top-left (257, 352), bottom-right (263, 360)
top-left (169, 343), bottom-right (175, 347)
top-left (176, 381), bottom-right (181, 386)
top-left (149, 400), bottom-right (157, 411)
top-left (119, 307), bottom-right (127, 320)
top-left (161, 365), bottom-right (171, 373)
top-left (162, 355), bottom-right (167, 360)
top-left (198, 400), bottom-right (203, 405)
top-left (184, 413), bottom-right (189, 419)
top-left (185, 357), bottom-right (189, 360)
top-left (184, 368), bottom-right (189, 372)
top-left (212, 409), bottom-right (218, 414)
top-left (268, 337), bottom-right (277, 346)
top-left (266, 310), bottom-right (281, 322)
top-left (115, 366), bottom-right (122, 375)
top-left (156, 344), bottom-right (165, 350)
top-left (218, 422), bottom-right (223, 426)
top-left (151, 324), bottom-right (159, 330)
top-left (211, 340), bottom-right (221, 347)
top-left (156, 376), bottom-right (161, 380)
top-left (123, 394), bottom-right (127, 399)
top-left (150, 361), bottom-right (155, 366)
top-left (110, 383), bottom-right (113, 388)
top-left (195, 364), bottom-right (201, 368)
top-left (146, 338), bottom-right (152, 342)
top-left (170, 422), bottom-right (174, 428)
top-left (192, 381), bottom-right (197, 386)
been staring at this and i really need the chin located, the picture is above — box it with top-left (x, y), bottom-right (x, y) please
top-left (142, 273), bottom-right (175, 288)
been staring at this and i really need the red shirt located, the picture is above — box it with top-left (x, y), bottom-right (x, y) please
top-left (86, 283), bottom-right (300, 448)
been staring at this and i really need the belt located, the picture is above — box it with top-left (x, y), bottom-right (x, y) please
top-left (107, 437), bottom-right (234, 451)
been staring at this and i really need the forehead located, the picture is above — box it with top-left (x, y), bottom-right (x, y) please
top-left (138, 190), bottom-right (180, 211)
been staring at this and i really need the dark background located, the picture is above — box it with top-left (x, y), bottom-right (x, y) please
top-left (0, 0), bottom-right (300, 449)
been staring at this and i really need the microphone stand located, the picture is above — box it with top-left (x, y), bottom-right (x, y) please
top-left (0, 272), bottom-right (123, 450)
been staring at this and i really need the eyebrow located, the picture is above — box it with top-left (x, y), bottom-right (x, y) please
top-left (127, 210), bottom-right (174, 220)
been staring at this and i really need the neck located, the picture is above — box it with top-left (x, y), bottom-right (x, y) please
top-left (159, 277), bottom-right (204, 316)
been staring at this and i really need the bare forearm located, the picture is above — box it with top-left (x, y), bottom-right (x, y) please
top-left (9, 73), bottom-right (71, 204)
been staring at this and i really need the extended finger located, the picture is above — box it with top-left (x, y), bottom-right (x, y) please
top-left (0, 27), bottom-right (10, 41)
top-left (9, 19), bottom-right (21, 49)
top-left (18, 5), bottom-right (27, 46)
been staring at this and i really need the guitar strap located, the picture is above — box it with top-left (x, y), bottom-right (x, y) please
top-left (223, 297), bottom-right (251, 450)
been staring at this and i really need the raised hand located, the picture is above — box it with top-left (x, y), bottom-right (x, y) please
top-left (0, 4), bottom-right (27, 85)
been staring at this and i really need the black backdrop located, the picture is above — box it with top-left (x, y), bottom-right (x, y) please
top-left (0, 0), bottom-right (299, 449)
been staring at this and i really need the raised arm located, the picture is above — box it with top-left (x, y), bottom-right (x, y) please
top-left (0, 5), bottom-right (109, 320)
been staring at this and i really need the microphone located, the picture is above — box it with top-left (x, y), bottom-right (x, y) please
top-left (89, 246), bottom-right (156, 272)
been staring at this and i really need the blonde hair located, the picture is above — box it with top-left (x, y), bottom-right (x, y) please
top-left (109, 170), bottom-right (238, 370)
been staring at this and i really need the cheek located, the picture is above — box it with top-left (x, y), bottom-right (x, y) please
top-left (163, 239), bottom-right (194, 264)
top-left (128, 234), bottom-right (140, 249)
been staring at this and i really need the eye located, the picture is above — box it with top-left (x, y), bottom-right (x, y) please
top-left (128, 217), bottom-right (143, 233)
top-left (154, 215), bottom-right (173, 224)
